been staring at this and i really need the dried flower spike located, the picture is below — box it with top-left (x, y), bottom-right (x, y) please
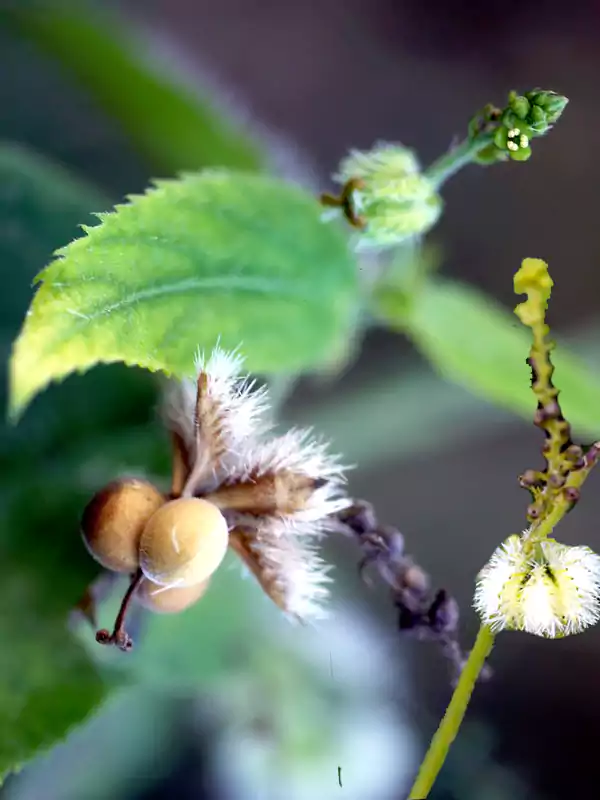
top-left (335, 500), bottom-right (471, 681)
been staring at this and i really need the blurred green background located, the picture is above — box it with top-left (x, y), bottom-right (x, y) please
top-left (1, 1), bottom-right (599, 798)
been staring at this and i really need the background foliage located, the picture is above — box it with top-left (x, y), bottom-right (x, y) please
top-left (1, 2), bottom-right (600, 799)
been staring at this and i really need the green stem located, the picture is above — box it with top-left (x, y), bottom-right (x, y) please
top-left (425, 136), bottom-right (492, 189)
top-left (407, 625), bottom-right (495, 799)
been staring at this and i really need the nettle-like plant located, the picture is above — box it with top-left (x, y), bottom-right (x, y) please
top-left (5, 73), bottom-right (600, 797)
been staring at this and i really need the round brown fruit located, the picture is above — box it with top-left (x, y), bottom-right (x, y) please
top-left (81, 478), bottom-right (165, 572)
top-left (139, 497), bottom-right (229, 587)
top-left (136, 577), bottom-right (210, 614)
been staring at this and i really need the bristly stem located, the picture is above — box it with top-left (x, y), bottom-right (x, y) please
top-left (407, 625), bottom-right (495, 799)
top-left (425, 135), bottom-right (492, 189)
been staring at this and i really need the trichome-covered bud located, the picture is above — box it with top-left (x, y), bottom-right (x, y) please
top-left (474, 534), bottom-right (600, 637)
top-left (139, 497), bottom-right (229, 588)
top-left (81, 478), bottom-right (164, 573)
top-left (323, 142), bottom-right (443, 250)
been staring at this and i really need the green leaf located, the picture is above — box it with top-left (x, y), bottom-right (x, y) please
top-left (369, 241), bottom-right (442, 326)
top-left (405, 279), bottom-right (600, 437)
top-left (0, 144), bottom-right (167, 779)
top-left (0, 567), bottom-right (106, 782)
top-left (0, 480), bottom-right (109, 782)
top-left (5, 4), bottom-right (264, 174)
top-left (0, 143), bottom-right (161, 466)
top-left (10, 169), bottom-right (360, 420)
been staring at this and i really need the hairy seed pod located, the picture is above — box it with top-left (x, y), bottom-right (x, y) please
top-left (139, 497), bottom-right (229, 587)
top-left (81, 479), bottom-right (165, 572)
top-left (136, 576), bottom-right (210, 614)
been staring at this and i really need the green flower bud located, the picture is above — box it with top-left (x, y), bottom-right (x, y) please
top-left (473, 143), bottom-right (508, 166)
top-left (525, 89), bottom-right (568, 125)
top-left (528, 104), bottom-right (547, 133)
top-left (508, 91), bottom-right (530, 121)
top-left (334, 143), bottom-right (443, 251)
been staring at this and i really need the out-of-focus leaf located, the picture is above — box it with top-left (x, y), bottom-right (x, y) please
top-left (4, 687), bottom-right (178, 800)
top-left (369, 240), bottom-right (442, 326)
top-left (0, 569), bottom-right (106, 783)
top-left (10, 170), bottom-right (360, 419)
top-left (285, 361), bottom-right (513, 469)
top-left (405, 279), bottom-right (600, 437)
top-left (0, 480), bottom-right (109, 783)
top-left (5, 4), bottom-right (264, 174)
top-left (0, 143), bottom-right (158, 780)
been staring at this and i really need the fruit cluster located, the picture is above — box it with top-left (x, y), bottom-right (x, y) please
top-left (78, 346), bottom-right (350, 651)
top-left (81, 477), bottom-right (230, 648)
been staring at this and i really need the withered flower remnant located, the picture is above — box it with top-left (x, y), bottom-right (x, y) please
top-left (81, 346), bottom-right (351, 650)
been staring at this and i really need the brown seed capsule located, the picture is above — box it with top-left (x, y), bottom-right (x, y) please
top-left (136, 576), bottom-right (210, 614)
top-left (139, 497), bottom-right (229, 588)
top-left (81, 479), bottom-right (165, 573)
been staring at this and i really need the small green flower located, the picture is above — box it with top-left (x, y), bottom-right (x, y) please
top-left (494, 123), bottom-right (533, 161)
top-left (330, 143), bottom-right (443, 251)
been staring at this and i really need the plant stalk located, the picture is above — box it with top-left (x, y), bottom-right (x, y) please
top-left (407, 624), bottom-right (495, 799)
top-left (425, 136), bottom-right (492, 189)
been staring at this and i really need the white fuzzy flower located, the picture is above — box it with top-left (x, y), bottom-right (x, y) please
top-left (474, 534), bottom-right (600, 637)
top-left (163, 345), bottom-right (351, 621)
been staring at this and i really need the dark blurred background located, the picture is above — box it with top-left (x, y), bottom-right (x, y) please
top-left (1, 1), bottom-right (600, 798)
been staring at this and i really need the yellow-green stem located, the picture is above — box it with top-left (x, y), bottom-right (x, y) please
top-left (407, 625), bottom-right (495, 799)
top-left (408, 469), bottom-right (588, 799)
top-left (425, 135), bottom-right (492, 189)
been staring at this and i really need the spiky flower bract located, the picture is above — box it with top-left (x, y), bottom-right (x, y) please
top-left (164, 345), bottom-right (351, 621)
top-left (474, 534), bottom-right (600, 637)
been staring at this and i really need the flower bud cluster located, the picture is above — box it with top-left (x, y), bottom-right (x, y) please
top-left (472, 89), bottom-right (568, 163)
